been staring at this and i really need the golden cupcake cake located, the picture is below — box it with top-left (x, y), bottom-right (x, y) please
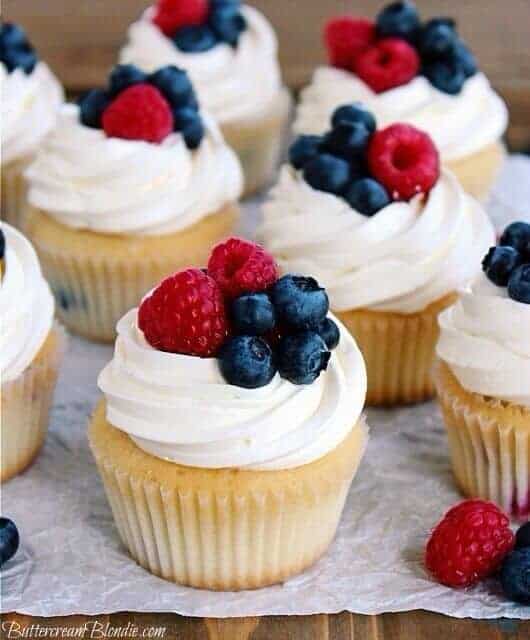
top-left (119, 0), bottom-right (291, 196)
top-left (436, 222), bottom-right (530, 517)
top-left (0, 223), bottom-right (65, 482)
top-left (294, 1), bottom-right (508, 201)
top-left (24, 65), bottom-right (242, 343)
top-left (259, 103), bottom-right (494, 406)
top-left (90, 238), bottom-right (368, 590)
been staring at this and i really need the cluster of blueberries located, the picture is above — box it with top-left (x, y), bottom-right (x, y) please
top-left (290, 103), bottom-right (391, 217)
top-left (0, 22), bottom-right (38, 74)
top-left (218, 275), bottom-right (340, 389)
top-left (482, 221), bottom-right (530, 304)
top-left (79, 64), bottom-right (205, 150)
top-left (376, 1), bottom-right (478, 94)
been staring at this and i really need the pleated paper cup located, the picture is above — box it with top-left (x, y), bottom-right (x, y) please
top-left (1, 324), bottom-right (66, 483)
top-left (435, 360), bottom-right (530, 518)
top-left (89, 400), bottom-right (368, 591)
top-left (25, 204), bottom-right (239, 343)
top-left (1, 154), bottom-right (33, 230)
top-left (446, 142), bottom-right (506, 203)
top-left (336, 294), bottom-right (457, 407)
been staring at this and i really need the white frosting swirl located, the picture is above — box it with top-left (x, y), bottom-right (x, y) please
top-left (98, 309), bottom-right (367, 471)
top-left (1, 62), bottom-right (64, 165)
top-left (25, 104), bottom-right (243, 236)
top-left (258, 168), bottom-right (495, 313)
top-left (437, 273), bottom-right (530, 407)
top-left (120, 6), bottom-right (282, 125)
top-left (295, 68), bottom-right (508, 161)
top-left (0, 223), bottom-right (55, 382)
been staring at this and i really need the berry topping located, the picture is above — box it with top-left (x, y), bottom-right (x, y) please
top-left (108, 64), bottom-right (147, 97)
top-left (149, 66), bottom-right (197, 108)
top-left (331, 103), bottom-right (377, 133)
top-left (376, 1), bottom-right (420, 43)
top-left (515, 522), bottom-right (530, 550)
top-left (316, 317), bottom-right (340, 350)
top-left (344, 178), bottom-right (390, 216)
top-left (138, 268), bottom-right (229, 357)
top-left (209, 2), bottom-right (247, 47)
top-left (500, 549), bottom-right (530, 604)
top-left (482, 246), bottom-right (523, 287)
top-left (79, 89), bottom-right (111, 129)
top-left (0, 228), bottom-right (5, 260)
top-left (153, 0), bottom-right (211, 37)
top-left (303, 154), bottom-right (351, 195)
top-left (231, 293), bottom-right (276, 336)
top-left (321, 121), bottom-right (372, 160)
top-left (452, 40), bottom-right (478, 79)
top-left (173, 25), bottom-right (219, 52)
top-left (277, 332), bottom-right (331, 385)
top-left (423, 60), bottom-right (466, 95)
top-left (270, 275), bottom-right (329, 330)
top-left (354, 38), bottom-right (420, 94)
top-left (425, 500), bottom-right (515, 588)
top-left (172, 107), bottom-right (205, 149)
top-left (219, 335), bottom-right (277, 389)
top-left (0, 517), bottom-right (19, 567)
top-left (367, 123), bottom-right (439, 200)
top-left (418, 18), bottom-right (457, 58)
top-left (288, 135), bottom-right (322, 171)
top-left (208, 237), bottom-right (279, 299)
top-left (508, 264), bottom-right (530, 304)
top-left (500, 221), bottom-right (530, 257)
top-left (0, 23), bottom-right (38, 74)
top-left (324, 17), bottom-right (376, 71)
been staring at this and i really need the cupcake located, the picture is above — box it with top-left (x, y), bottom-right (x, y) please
top-left (0, 223), bottom-right (65, 482)
top-left (90, 238), bottom-right (368, 590)
top-left (258, 103), bottom-right (495, 406)
top-left (0, 23), bottom-right (64, 229)
top-left (294, 2), bottom-right (508, 202)
top-left (436, 222), bottom-right (530, 517)
top-left (119, 0), bottom-right (291, 196)
top-left (24, 65), bottom-right (243, 343)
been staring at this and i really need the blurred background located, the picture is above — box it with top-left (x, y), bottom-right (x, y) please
top-left (4, 0), bottom-right (529, 150)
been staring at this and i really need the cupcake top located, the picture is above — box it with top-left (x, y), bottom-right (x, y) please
top-left (98, 238), bottom-right (367, 470)
top-left (259, 103), bottom-right (495, 313)
top-left (0, 223), bottom-right (55, 382)
top-left (0, 23), bottom-right (64, 165)
top-left (25, 65), bottom-right (243, 235)
top-left (120, 0), bottom-right (282, 125)
top-left (294, 2), bottom-right (507, 161)
top-left (438, 222), bottom-right (530, 408)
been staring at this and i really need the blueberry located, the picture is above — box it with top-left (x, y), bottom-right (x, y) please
top-left (288, 135), bottom-right (322, 170)
top-left (303, 154), bottom-right (350, 195)
top-left (419, 20), bottom-right (458, 58)
top-left (508, 264), bottom-right (530, 304)
top-left (322, 122), bottom-right (371, 160)
top-left (0, 229), bottom-right (5, 260)
top-left (331, 103), bottom-right (377, 134)
top-left (173, 25), bottom-right (219, 53)
top-left (108, 64), bottom-right (147, 97)
top-left (482, 246), bottom-right (523, 287)
top-left (515, 522), bottom-right (530, 550)
top-left (376, 1), bottom-right (421, 43)
top-left (0, 23), bottom-right (28, 49)
top-left (344, 178), bottom-right (390, 216)
top-left (500, 221), bottom-right (530, 258)
top-left (173, 107), bottom-right (205, 149)
top-left (209, 4), bottom-right (247, 47)
top-left (316, 317), bottom-right (340, 350)
top-left (2, 47), bottom-right (37, 74)
top-left (277, 332), bottom-right (330, 385)
top-left (270, 274), bottom-right (329, 330)
top-left (451, 40), bottom-right (478, 78)
top-left (149, 66), bottom-right (198, 109)
top-left (79, 89), bottom-right (110, 129)
top-left (219, 336), bottom-right (277, 389)
top-left (232, 293), bottom-right (276, 335)
top-left (423, 60), bottom-right (466, 95)
top-left (501, 548), bottom-right (530, 604)
top-left (0, 518), bottom-right (19, 567)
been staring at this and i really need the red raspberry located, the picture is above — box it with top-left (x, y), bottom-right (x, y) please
top-left (367, 123), bottom-right (440, 200)
top-left (102, 84), bottom-right (173, 144)
top-left (324, 17), bottom-right (376, 71)
top-left (354, 38), bottom-right (420, 93)
top-left (425, 500), bottom-right (515, 588)
top-left (207, 237), bottom-right (279, 299)
top-left (153, 0), bottom-right (210, 37)
top-left (138, 268), bottom-right (229, 357)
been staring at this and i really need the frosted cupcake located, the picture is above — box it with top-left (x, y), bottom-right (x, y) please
top-left (24, 65), bottom-right (242, 342)
top-left (0, 223), bottom-right (65, 482)
top-left (120, 0), bottom-right (291, 196)
top-left (259, 104), bottom-right (495, 406)
top-left (436, 222), bottom-right (530, 517)
top-left (295, 2), bottom-right (508, 201)
top-left (0, 23), bottom-right (64, 229)
top-left (90, 238), bottom-right (368, 590)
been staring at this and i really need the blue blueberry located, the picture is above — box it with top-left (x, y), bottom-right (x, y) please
top-left (376, 1), bottom-right (421, 43)
top-left (219, 336), bottom-right (277, 389)
top-left (500, 548), bottom-right (530, 604)
top-left (1, 47), bottom-right (37, 74)
top-left (316, 317), bottom-right (340, 350)
top-left (149, 66), bottom-right (198, 109)
top-left (482, 246), bottom-right (523, 287)
top-left (344, 178), bottom-right (390, 216)
top-left (451, 40), bottom-right (478, 78)
top-left (508, 264), bottom-right (530, 304)
top-left (322, 122), bottom-right (371, 160)
top-left (303, 154), bottom-right (350, 195)
top-left (173, 107), bottom-right (205, 149)
top-left (0, 518), bottom-right (19, 567)
top-left (270, 274), bottom-right (329, 330)
top-left (331, 103), bottom-right (377, 134)
top-left (423, 60), bottom-right (466, 95)
top-left (419, 19), bottom-right (458, 58)
top-left (79, 89), bottom-right (110, 129)
top-left (277, 332), bottom-right (330, 385)
top-left (232, 293), bottom-right (276, 335)
top-left (288, 135), bottom-right (322, 170)
top-left (0, 229), bottom-right (5, 260)
top-left (108, 64), bottom-right (147, 97)
top-left (173, 25), bottom-right (219, 53)
top-left (500, 221), bottom-right (530, 258)
top-left (0, 23), bottom-right (28, 49)
top-left (209, 4), bottom-right (247, 47)
top-left (515, 522), bottom-right (530, 550)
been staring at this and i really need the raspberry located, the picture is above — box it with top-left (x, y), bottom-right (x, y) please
top-left (354, 38), bottom-right (419, 93)
top-left (138, 268), bottom-right (229, 357)
top-left (207, 237), bottom-right (279, 299)
top-left (102, 84), bottom-right (173, 144)
top-left (367, 123), bottom-right (440, 200)
top-left (425, 500), bottom-right (515, 588)
top-left (153, 0), bottom-right (210, 37)
top-left (324, 17), bottom-right (376, 71)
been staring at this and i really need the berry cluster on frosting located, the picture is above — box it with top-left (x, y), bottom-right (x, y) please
top-left (482, 221), bottom-right (530, 304)
top-left (138, 238), bottom-right (340, 389)
top-left (289, 102), bottom-right (440, 214)
top-left (0, 23), bottom-right (38, 74)
top-left (152, 0), bottom-right (247, 52)
top-left (325, 1), bottom-right (478, 95)
top-left (78, 64), bottom-right (204, 148)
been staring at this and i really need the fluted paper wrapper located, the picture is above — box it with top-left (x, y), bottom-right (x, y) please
top-left (446, 142), bottom-right (506, 203)
top-left (1, 154), bottom-right (32, 230)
